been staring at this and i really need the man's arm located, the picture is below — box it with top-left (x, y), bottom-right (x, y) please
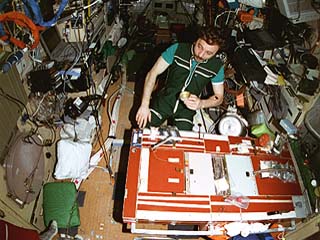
top-left (184, 65), bottom-right (225, 110)
top-left (140, 56), bottom-right (169, 107)
top-left (136, 56), bottom-right (170, 128)
top-left (199, 83), bottom-right (224, 108)
top-left (184, 83), bottom-right (224, 110)
top-left (198, 66), bottom-right (224, 108)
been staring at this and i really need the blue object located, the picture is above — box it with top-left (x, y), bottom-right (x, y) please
top-left (227, 0), bottom-right (240, 9)
top-left (280, 119), bottom-right (298, 135)
top-left (232, 234), bottom-right (260, 240)
top-left (58, 69), bottom-right (82, 78)
top-left (0, 0), bottom-right (13, 42)
top-left (21, 0), bottom-right (68, 27)
top-left (2, 50), bottom-right (24, 73)
top-left (232, 233), bottom-right (274, 240)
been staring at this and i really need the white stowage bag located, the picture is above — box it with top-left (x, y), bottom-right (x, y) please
top-left (224, 222), bottom-right (270, 237)
top-left (60, 116), bottom-right (97, 142)
top-left (54, 139), bottom-right (92, 179)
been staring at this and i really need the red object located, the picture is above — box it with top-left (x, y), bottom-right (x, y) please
top-left (0, 220), bottom-right (40, 240)
top-left (0, 11), bottom-right (44, 49)
top-left (258, 133), bottom-right (270, 147)
top-left (236, 93), bottom-right (245, 107)
top-left (238, 11), bottom-right (254, 23)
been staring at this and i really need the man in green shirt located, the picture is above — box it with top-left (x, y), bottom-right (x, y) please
top-left (136, 26), bottom-right (225, 130)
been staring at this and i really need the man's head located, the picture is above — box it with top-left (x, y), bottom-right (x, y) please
top-left (193, 26), bottom-right (224, 63)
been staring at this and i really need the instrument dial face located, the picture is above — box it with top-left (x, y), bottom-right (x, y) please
top-left (218, 115), bottom-right (243, 136)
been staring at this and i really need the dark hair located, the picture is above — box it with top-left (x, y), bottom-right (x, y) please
top-left (198, 26), bottom-right (225, 48)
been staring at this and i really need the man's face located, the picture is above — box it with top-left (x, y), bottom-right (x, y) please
top-left (193, 38), bottom-right (219, 63)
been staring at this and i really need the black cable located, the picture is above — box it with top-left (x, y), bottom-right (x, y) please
top-left (62, 43), bottom-right (82, 93)
top-left (85, 61), bottom-right (95, 93)
top-left (84, 7), bottom-right (102, 42)
top-left (77, 66), bottom-right (114, 180)
top-left (62, 13), bottom-right (89, 94)
top-left (199, 109), bottom-right (208, 133)
top-left (22, 120), bottom-right (56, 147)
top-left (62, 43), bottom-right (79, 62)
top-left (93, 118), bottom-right (114, 180)
top-left (65, 188), bottom-right (80, 238)
top-left (88, 90), bottom-right (114, 180)
top-left (0, 87), bottom-right (29, 115)
top-left (85, 14), bottom-right (95, 43)
top-left (82, 20), bottom-right (137, 180)
top-left (73, 120), bottom-right (79, 142)
top-left (0, 87), bottom-right (43, 130)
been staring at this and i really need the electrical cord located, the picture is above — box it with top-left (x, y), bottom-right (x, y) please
top-left (107, 87), bottom-right (121, 123)
top-left (63, 14), bottom-right (131, 181)
top-left (70, 14), bottom-right (84, 53)
top-left (83, 0), bottom-right (102, 10)
top-left (83, 71), bottom-right (114, 181)
top-left (0, 87), bottom-right (29, 116)
top-left (106, 82), bottom-right (134, 123)
top-left (23, 130), bottom-right (54, 147)
top-left (0, 72), bottom-right (57, 148)
top-left (62, 16), bottom-right (86, 93)
top-left (92, 108), bottom-right (114, 181)
top-left (0, 87), bottom-right (46, 132)
top-left (214, 10), bottom-right (238, 28)
top-left (85, 14), bottom-right (95, 43)
top-left (89, 164), bottom-right (110, 173)
top-left (31, 93), bottom-right (46, 118)
top-left (64, 188), bottom-right (80, 239)
top-left (19, 112), bottom-right (56, 147)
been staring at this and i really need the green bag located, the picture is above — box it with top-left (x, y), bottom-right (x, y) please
top-left (251, 123), bottom-right (275, 140)
top-left (43, 182), bottom-right (80, 228)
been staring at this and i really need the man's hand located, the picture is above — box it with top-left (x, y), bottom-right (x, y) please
top-left (183, 94), bottom-right (202, 110)
top-left (136, 56), bottom-right (169, 129)
top-left (136, 106), bottom-right (151, 128)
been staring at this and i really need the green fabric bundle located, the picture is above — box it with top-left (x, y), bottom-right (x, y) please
top-left (251, 123), bottom-right (275, 140)
top-left (43, 182), bottom-right (80, 228)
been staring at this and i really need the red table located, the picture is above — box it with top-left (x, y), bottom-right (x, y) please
top-left (123, 129), bottom-right (310, 236)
